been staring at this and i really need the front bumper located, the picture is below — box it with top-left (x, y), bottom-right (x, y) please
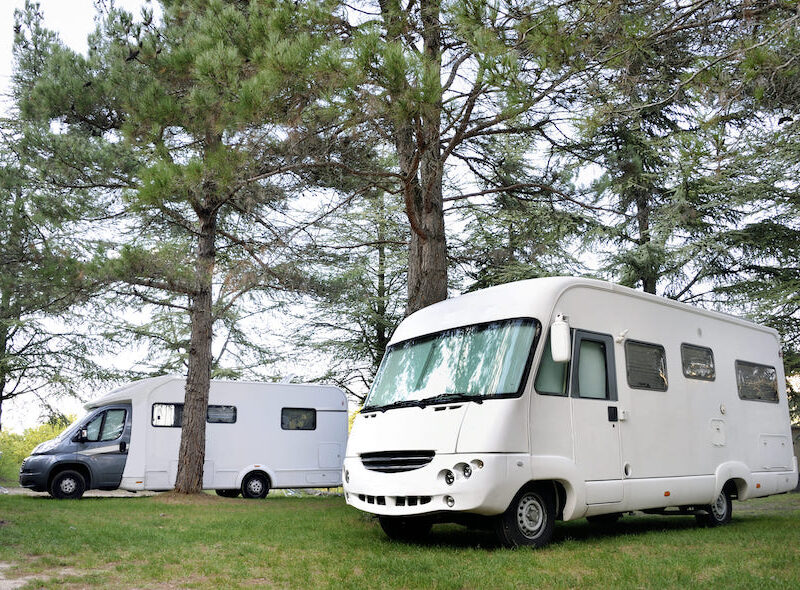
top-left (343, 452), bottom-right (529, 517)
top-left (19, 456), bottom-right (49, 491)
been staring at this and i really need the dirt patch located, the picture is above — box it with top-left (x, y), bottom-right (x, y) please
top-left (0, 563), bottom-right (34, 590)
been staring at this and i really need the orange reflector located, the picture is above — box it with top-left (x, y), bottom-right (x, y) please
top-left (756, 483), bottom-right (761, 488)
top-left (664, 491), bottom-right (670, 497)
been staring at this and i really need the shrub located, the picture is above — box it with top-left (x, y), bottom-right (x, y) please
top-left (0, 416), bottom-right (75, 484)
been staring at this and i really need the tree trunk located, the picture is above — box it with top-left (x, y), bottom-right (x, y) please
top-left (380, 0), bottom-right (448, 316)
top-left (174, 209), bottom-right (217, 494)
top-left (635, 193), bottom-right (658, 294)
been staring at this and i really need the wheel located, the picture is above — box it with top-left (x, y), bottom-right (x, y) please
top-left (215, 489), bottom-right (240, 498)
top-left (587, 513), bottom-right (622, 525)
top-left (495, 485), bottom-right (555, 548)
top-left (241, 472), bottom-right (269, 499)
top-left (378, 516), bottom-right (432, 542)
top-left (50, 470), bottom-right (86, 500)
top-left (696, 487), bottom-right (732, 527)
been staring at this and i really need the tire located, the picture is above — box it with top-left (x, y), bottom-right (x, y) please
top-left (495, 485), bottom-right (555, 548)
top-left (50, 470), bottom-right (86, 500)
top-left (241, 472), bottom-right (269, 499)
top-left (215, 489), bottom-right (240, 498)
top-left (378, 516), bottom-right (433, 542)
top-left (587, 513), bottom-right (622, 525)
top-left (696, 487), bottom-right (732, 527)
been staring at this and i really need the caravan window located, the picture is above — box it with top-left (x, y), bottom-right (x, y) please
top-left (735, 361), bottom-right (778, 402)
top-left (282, 408), bottom-right (316, 430)
top-left (151, 404), bottom-right (238, 427)
top-left (681, 344), bottom-right (715, 381)
top-left (625, 340), bottom-right (668, 391)
top-left (570, 331), bottom-right (617, 401)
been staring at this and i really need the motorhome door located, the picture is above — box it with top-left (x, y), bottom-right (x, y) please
top-left (569, 330), bottom-right (624, 504)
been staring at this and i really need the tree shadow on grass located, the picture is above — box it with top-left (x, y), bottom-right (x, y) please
top-left (385, 514), bottom-right (716, 551)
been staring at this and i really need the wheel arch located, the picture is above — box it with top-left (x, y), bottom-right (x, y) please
top-left (49, 462), bottom-right (92, 490)
top-left (235, 465), bottom-right (275, 490)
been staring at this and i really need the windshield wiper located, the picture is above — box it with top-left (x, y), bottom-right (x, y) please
top-left (362, 399), bottom-right (425, 413)
top-left (417, 393), bottom-right (483, 408)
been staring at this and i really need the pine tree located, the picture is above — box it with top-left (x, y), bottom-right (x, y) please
top-left (12, 0), bottom-right (340, 492)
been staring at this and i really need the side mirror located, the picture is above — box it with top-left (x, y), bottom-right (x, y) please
top-left (550, 314), bottom-right (571, 363)
top-left (74, 428), bottom-right (88, 443)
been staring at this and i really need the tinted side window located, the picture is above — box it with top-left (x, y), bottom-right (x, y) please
top-left (625, 340), bottom-right (668, 391)
top-left (535, 332), bottom-right (569, 396)
top-left (281, 408), bottom-right (316, 430)
top-left (570, 331), bottom-right (617, 401)
top-left (681, 344), bottom-right (715, 381)
top-left (207, 405), bottom-right (237, 423)
top-left (735, 361), bottom-right (778, 402)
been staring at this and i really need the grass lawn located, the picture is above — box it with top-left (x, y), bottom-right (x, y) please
top-left (0, 491), bottom-right (798, 589)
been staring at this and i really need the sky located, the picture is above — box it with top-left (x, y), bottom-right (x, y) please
top-left (1, 0), bottom-right (151, 432)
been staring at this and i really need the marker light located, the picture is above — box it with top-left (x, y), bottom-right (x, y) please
top-left (444, 470), bottom-right (455, 485)
top-left (445, 495), bottom-right (455, 507)
top-left (462, 464), bottom-right (472, 478)
top-left (344, 469), bottom-right (350, 484)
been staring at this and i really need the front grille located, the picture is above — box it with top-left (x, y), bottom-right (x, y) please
top-left (20, 458), bottom-right (29, 472)
top-left (360, 450), bottom-right (435, 473)
top-left (357, 494), bottom-right (432, 506)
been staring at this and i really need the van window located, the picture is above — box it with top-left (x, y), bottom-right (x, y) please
top-left (570, 331), bottom-right (617, 401)
top-left (625, 340), bottom-right (668, 391)
top-left (151, 404), bottom-right (238, 427)
top-left (681, 344), bottom-right (715, 381)
top-left (84, 409), bottom-right (127, 442)
top-left (735, 361), bottom-right (778, 402)
top-left (281, 408), bottom-right (316, 430)
top-left (535, 332), bottom-right (569, 396)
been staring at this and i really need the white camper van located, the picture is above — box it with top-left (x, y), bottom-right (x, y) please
top-left (343, 277), bottom-right (798, 547)
top-left (20, 376), bottom-right (348, 499)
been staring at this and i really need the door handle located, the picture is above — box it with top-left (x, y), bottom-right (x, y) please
top-left (119, 441), bottom-right (127, 453)
top-left (607, 406), bottom-right (618, 422)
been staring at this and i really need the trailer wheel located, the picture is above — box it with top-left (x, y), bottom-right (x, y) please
top-left (494, 485), bottom-right (555, 548)
top-left (50, 470), bottom-right (86, 500)
top-left (378, 516), bottom-right (432, 542)
top-left (241, 472), bottom-right (269, 499)
top-left (696, 487), bottom-right (732, 527)
top-left (215, 489), bottom-right (240, 498)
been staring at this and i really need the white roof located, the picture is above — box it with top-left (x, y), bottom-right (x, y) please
top-left (389, 276), bottom-right (775, 345)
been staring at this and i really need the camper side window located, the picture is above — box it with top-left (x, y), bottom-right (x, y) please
top-left (625, 340), bottom-right (668, 391)
top-left (735, 361), bottom-right (779, 403)
top-left (681, 344), bottom-right (715, 381)
top-left (570, 331), bottom-right (617, 401)
top-left (152, 403), bottom-right (183, 427)
top-left (534, 332), bottom-right (569, 396)
top-left (151, 403), bottom-right (238, 427)
top-left (282, 408), bottom-right (316, 430)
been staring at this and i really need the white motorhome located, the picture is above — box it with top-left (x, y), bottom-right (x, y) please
top-left (343, 277), bottom-right (798, 547)
top-left (20, 376), bottom-right (348, 499)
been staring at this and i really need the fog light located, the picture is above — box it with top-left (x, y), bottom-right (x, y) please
top-left (444, 470), bottom-right (454, 485)
top-left (463, 464), bottom-right (472, 478)
top-left (445, 495), bottom-right (455, 507)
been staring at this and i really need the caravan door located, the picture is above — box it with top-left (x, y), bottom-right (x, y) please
top-left (569, 330), bottom-right (623, 504)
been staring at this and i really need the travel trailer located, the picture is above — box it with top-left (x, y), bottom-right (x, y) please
top-left (343, 277), bottom-right (798, 547)
top-left (20, 376), bottom-right (348, 499)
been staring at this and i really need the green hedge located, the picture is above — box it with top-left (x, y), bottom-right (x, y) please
top-left (0, 418), bottom-right (75, 484)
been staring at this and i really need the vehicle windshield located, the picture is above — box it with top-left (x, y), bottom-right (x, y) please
top-left (364, 318), bottom-right (539, 410)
